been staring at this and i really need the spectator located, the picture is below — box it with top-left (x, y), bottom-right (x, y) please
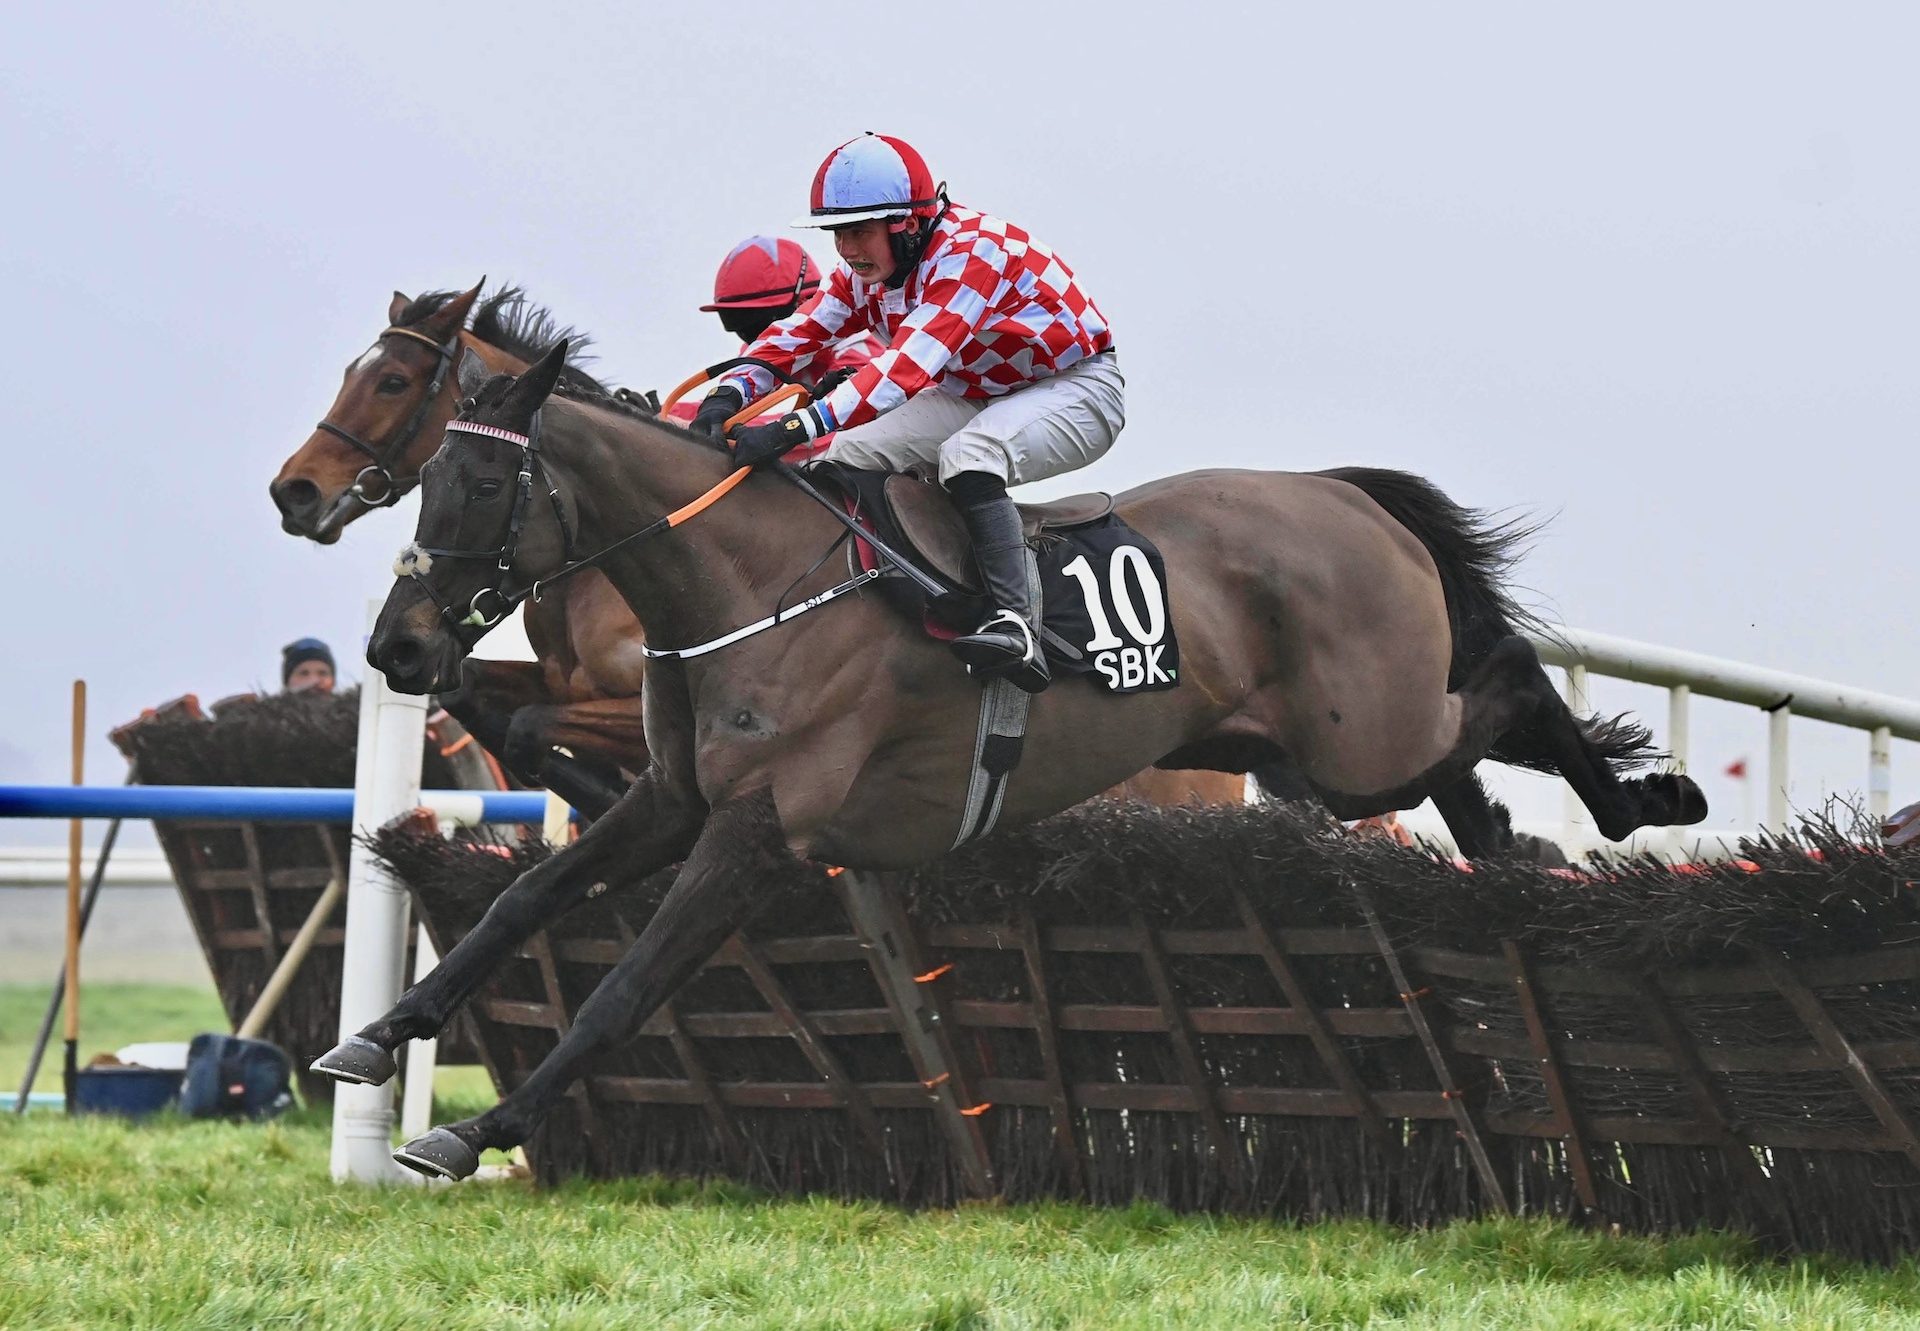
top-left (281, 638), bottom-right (336, 694)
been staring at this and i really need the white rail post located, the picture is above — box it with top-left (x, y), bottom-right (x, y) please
top-left (1562, 664), bottom-right (1592, 846)
top-left (330, 600), bottom-right (428, 1184)
top-left (1870, 725), bottom-right (1893, 822)
top-left (1666, 684), bottom-right (1691, 857)
top-left (1766, 703), bottom-right (1791, 833)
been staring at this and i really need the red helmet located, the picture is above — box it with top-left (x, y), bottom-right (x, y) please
top-left (794, 133), bottom-right (944, 229)
top-left (700, 236), bottom-right (822, 311)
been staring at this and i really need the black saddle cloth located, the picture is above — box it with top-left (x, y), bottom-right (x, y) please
top-left (807, 462), bottom-right (1180, 694)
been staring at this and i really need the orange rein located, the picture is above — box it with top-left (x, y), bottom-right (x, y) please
top-left (659, 380), bottom-right (810, 529)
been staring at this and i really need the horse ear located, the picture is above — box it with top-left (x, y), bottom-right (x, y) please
top-left (418, 278), bottom-right (486, 339)
top-left (388, 290), bottom-right (411, 324)
top-left (456, 347), bottom-right (491, 397)
top-left (498, 339), bottom-right (569, 424)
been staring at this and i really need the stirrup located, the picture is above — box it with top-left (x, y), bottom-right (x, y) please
top-left (953, 611), bottom-right (1050, 694)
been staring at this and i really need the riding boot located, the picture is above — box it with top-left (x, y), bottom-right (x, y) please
top-left (948, 479), bottom-right (1050, 694)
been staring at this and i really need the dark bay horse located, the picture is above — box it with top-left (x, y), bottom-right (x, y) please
top-left (267, 282), bottom-right (1247, 814)
top-left (312, 343), bottom-right (1706, 1179)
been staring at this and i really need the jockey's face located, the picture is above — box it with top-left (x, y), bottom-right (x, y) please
top-left (833, 217), bottom-right (916, 284)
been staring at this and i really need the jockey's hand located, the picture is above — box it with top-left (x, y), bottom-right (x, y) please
top-left (689, 386), bottom-right (744, 440)
top-left (811, 366), bottom-right (854, 397)
top-left (728, 407), bottom-right (825, 470)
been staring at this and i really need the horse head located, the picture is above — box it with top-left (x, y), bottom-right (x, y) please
top-left (370, 341), bottom-right (578, 693)
top-left (270, 281), bottom-right (485, 542)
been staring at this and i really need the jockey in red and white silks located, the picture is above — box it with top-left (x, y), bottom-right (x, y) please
top-left (676, 234), bottom-right (887, 461)
top-left (689, 133), bottom-right (1124, 693)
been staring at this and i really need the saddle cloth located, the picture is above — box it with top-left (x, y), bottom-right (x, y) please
top-left (808, 463), bottom-right (1181, 695)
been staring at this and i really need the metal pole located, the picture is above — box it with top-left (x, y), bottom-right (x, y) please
top-left (62, 681), bottom-right (85, 1113)
top-left (1870, 725), bottom-right (1893, 823)
top-left (1767, 704), bottom-right (1791, 833)
top-left (330, 601), bottom-right (428, 1184)
top-left (12, 793), bottom-right (127, 1114)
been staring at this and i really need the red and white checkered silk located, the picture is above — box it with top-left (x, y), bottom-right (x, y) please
top-left (719, 206), bottom-right (1113, 435)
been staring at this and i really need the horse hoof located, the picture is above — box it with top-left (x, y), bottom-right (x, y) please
top-left (393, 1127), bottom-right (480, 1182)
top-left (309, 1035), bottom-right (397, 1087)
top-left (1654, 773), bottom-right (1709, 826)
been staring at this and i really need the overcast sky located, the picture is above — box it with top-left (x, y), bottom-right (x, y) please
top-left (1, 2), bottom-right (1913, 846)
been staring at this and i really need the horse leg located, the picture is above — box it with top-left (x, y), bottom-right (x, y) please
top-left (1428, 772), bottom-right (1516, 861)
top-left (435, 658), bottom-right (623, 816)
top-left (503, 696), bottom-right (651, 820)
top-left (308, 766), bottom-right (701, 1087)
top-left (1250, 754), bottom-right (1320, 805)
top-left (1494, 661), bottom-right (1709, 843)
top-left (500, 704), bottom-right (629, 821)
top-left (389, 789), bottom-right (788, 1180)
top-left (1306, 636), bottom-right (1559, 824)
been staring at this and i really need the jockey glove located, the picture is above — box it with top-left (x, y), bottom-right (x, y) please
top-left (689, 386), bottom-right (744, 440)
top-left (729, 407), bottom-right (826, 470)
top-left (811, 366), bottom-right (854, 398)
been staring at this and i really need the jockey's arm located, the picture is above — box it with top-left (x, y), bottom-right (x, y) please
top-left (810, 241), bottom-right (1006, 435)
top-left (714, 271), bottom-right (864, 405)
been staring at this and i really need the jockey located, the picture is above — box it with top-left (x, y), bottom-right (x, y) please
top-left (690, 134), bottom-right (1122, 693)
top-left (689, 235), bottom-right (886, 458)
top-left (704, 235), bottom-right (887, 390)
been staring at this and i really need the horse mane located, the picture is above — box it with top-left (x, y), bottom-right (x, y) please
top-left (396, 285), bottom-right (612, 395)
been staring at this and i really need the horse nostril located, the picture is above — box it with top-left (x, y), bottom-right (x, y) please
top-left (379, 636), bottom-right (426, 679)
top-left (272, 478), bottom-right (321, 519)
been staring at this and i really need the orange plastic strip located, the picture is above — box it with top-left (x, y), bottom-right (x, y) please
top-left (661, 383), bottom-right (814, 529)
top-left (657, 368), bottom-right (715, 421)
top-left (913, 962), bottom-right (954, 984)
top-left (959, 1102), bottom-right (993, 1117)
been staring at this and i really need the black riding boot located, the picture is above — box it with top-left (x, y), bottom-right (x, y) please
top-left (947, 472), bottom-right (1050, 694)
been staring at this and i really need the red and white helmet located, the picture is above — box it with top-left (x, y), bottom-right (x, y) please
top-left (699, 236), bottom-right (821, 311)
top-left (794, 133), bottom-right (945, 229)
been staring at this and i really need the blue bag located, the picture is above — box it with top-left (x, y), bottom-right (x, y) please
top-left (179, 1034), bottom-right (294, 1120)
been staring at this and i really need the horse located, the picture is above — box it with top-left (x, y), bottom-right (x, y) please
top-left (267, 282), bottom-right (1253, 814)
top-left (309, 342), bottom-right (1707, 1179)
top-left (270, 283), bottom-right (651, 813)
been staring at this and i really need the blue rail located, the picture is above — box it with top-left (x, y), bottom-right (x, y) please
top-left (0, 785), bottom-right (554, 824)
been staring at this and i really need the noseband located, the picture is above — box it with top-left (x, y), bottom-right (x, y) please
top-left (315, 325), bottom-right (460, 508)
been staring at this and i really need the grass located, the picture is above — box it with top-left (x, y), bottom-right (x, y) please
top-left (8, 987), bottom-right (1920, 1329)
top-left (0, 981), bottom-right (229, 1098)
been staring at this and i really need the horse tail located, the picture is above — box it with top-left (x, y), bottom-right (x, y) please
top-left (1316, 466), bottom-right (1658, 774)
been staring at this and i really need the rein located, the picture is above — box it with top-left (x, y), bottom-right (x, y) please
top-left (315, 325), bottom-right (459, 511)
top-left (406, 366), bottom-right (950, 655)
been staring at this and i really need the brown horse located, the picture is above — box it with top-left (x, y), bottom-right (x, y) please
top-left (270, 284), bottom-right (646, 812)
top-left (268, 283), bottom-right (1241, 813)
top-left (311, 344), bottom-right (1706, 1179)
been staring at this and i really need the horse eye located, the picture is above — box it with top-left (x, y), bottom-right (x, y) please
top-left (378, 375), bottom-right (409, 395)
top-left (470, 479), bottom-right (503, 501)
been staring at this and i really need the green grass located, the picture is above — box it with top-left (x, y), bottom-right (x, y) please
top-left (0, 981), bottom-right (228, 1098)
top-left (8, 987), bottom-right (1920, 1328)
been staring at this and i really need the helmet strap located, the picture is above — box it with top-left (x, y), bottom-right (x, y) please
top-left (881, 185), bottom-right (948, 289)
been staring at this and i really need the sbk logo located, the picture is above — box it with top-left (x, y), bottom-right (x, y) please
top-left (1059, 545), bottom-right (1176, 692)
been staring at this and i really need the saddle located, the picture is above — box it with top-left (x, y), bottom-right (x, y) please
top-left (821, 462), bottom-right (1113, 595)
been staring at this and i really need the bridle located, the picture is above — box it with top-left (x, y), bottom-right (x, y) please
top-left (403, 411), bottom-right (581, 642)
top-left (315, 325), bottom-right (460, 509)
